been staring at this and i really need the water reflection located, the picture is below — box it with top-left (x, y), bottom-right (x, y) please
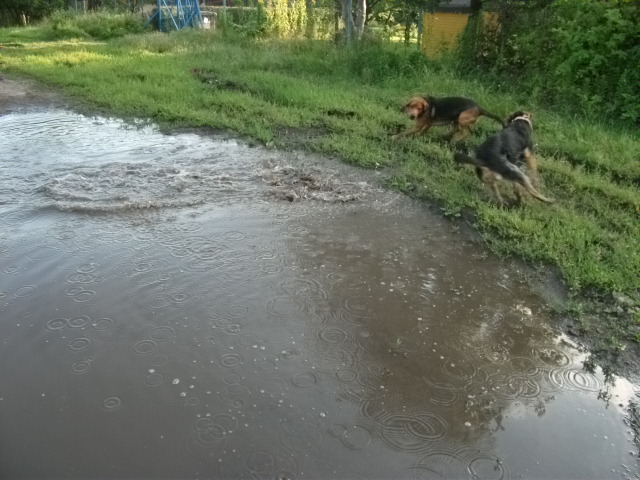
top-left (0, 110), bottom-right (637, 479)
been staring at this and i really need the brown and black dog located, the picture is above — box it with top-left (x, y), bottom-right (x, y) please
top-left (454, 112), bottom-right (553, 206)
top-left (392, 96), bottom-right (505, 141)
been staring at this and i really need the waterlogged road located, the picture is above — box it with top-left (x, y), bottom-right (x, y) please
top-left (0, 108), bottom-right (638, 479)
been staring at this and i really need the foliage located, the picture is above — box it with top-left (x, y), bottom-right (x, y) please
top-left (456, 0), bottom-right (640, 124)
top-left (39, 10), bottom-right (146, 40)
top-left (366, 0), bottom-right (445, 44)
top-left (345, 41), bottom-right (430, 82)
top-left (217, 5), bottom-right (271, 38)
top-left (264, 0), bottom-right (308, 37)
top-left (0, 0), bottom-right (66, 27)
top-left (217, 0), bottom-right (335, 39)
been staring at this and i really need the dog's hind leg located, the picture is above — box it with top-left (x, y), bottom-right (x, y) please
top-left (521, 176), bottom-right (554, 203)
top-left (512, 183), bottom-right (525, 204)
top-left (523, 148), bottom-right (539, 185)
top-left (512, 166), bottom-right (553, 204)
top-left (502, 162), bottom-right (553, 204)
top-left (479, 167), bottom-right (505, 206)
top-left (489, 181), bottom-right (506, 206)
top-left (450, 110), bottom-right (477, 142)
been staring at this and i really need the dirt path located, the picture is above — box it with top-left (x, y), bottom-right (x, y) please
top-left (0, 74), bottom-right (70, 112)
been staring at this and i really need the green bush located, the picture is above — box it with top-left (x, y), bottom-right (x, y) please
top-left (0, 0), bottom-right (66, 27)
top-left (42, 10), bottom-right (145, 40)
top-left (546, 1), bottom-right (639, 122)
top-left (75, 11), bottom-right (145, 39)
top-left (345, 42), bottom-right (430, 82)
top-left (214, 0), bottom-right (336, 40)
top-left (217, 5), bottom-right (270, 38)
top-left (45, 11), bottom-right (90, 39)
top-left (457, 1), bottom-right (640, 124)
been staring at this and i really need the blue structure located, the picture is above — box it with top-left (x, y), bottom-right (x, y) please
top-left (146, 0), bottom-right (203, 32)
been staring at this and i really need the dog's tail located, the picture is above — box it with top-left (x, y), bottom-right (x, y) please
top-left (502, 162), bottom-right (554, 204)
top-left (480, 109), bottom-right (506, 128)
top-left (455, 152), bottom-right (554, 204)
top-left (453, 152), bottom-right (476, 166)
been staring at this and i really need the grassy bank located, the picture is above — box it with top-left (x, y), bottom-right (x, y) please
top-left (0, 27), bottom-right (638, 356)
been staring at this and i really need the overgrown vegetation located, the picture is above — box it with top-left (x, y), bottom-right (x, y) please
top-left (0, 0), bottom-right (65, 27)
top-left (457, 0), bottom-right (639, 124)
top-left (0, 10), bottom-right (146, 41)
top-left (0, 8), bottom-right (638, 358)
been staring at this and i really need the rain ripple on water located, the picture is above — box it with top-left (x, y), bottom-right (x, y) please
top-left (0, 110), bottom-right (637, 479)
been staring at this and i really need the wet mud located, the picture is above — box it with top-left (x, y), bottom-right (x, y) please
top-left (0, 77), bottom-right (639, 479)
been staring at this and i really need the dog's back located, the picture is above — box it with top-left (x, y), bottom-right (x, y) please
top-left (428, 96), bottom-right (479, 122)
top-left (467, 114), bottom-right (553, 204)
top-left (476, 121), bottom-right (531, 173)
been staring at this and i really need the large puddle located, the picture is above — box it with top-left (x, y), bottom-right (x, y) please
top-left (1, 110), bottom-right (638, 479)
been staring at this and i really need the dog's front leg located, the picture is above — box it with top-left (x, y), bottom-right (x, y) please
top-left (392, 121), bottom-right (431, 140)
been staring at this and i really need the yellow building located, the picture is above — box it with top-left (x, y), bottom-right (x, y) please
top-left (420, 0), bottom-right (496, 58)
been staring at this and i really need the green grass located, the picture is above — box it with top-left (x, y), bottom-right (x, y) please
top-left (1, 28), bottom-right (638, 332)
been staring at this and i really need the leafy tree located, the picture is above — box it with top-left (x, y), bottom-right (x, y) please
top-left (457, 0), bottom-right (639, 123)
top-left (0, 0), bottom-right (65, 26)
top-left (362, 0), bottom-right (445, 44)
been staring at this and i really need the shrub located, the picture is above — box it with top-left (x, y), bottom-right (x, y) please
top-left (0, 0), bottom-right (66, 27)
top-left (345, 42), bottom-right (430, 82)
top-left (456, 1), bottom-right (639, 124)
top-left (75, 11), bottom-right (145, 39)
top-left (41, 10), bottom-right (145, 40)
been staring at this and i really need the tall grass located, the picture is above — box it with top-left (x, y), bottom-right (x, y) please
top-left (0, 26), bottom-right (638, 343)
top-left (0, 10), bottom-right (146, 42)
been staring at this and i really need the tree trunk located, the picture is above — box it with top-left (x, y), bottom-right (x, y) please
top-left (354, 0), bottom-right (366, 39)
top-left (342, 0), bottom-right (354, 42)
top-left (305, 0), bottom-right (314, 38)
top-left (470, 0), bottom-right (482, 15)
top-left (334, 0), bottom-right (341, 39)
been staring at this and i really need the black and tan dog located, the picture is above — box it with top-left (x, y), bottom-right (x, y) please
top-left (454, 112), bottom-right (554, 206)
top-left (392, 96), bottom-right (505, 141)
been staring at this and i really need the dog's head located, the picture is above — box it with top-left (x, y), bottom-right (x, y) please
top-left (507, 111), bottom-right (532, 126)
top-left (400, 97), bottom-right (429, 121)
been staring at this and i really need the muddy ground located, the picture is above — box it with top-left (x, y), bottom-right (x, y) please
top-left (1, 73), bottom-right (638, 388)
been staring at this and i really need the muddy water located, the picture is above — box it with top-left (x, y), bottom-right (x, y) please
top-left (0, 110), bottom-right (638, 479)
